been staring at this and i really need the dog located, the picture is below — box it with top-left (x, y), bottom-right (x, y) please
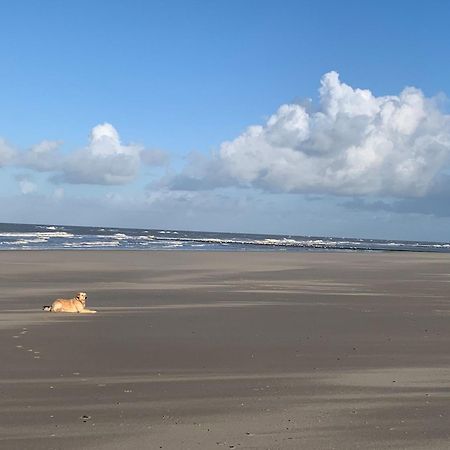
top-left (43, 292), bottom-right (97, 313)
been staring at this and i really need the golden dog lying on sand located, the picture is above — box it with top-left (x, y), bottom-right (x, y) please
top-left (43, 292), bottom-right (97, 313)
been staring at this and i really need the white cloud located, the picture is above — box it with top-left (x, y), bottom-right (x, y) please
top-left (57, 123), bottom-right (142, 185)
top-left (15, 175), bottom-right (37, 195)
top-left (0, 138), bottom-right (16, 166)
top-left (19, 180), bottom-right (37, 194)
top-left (9, 123), bottom-right (166, 185)
top-left (170, 72), bottom-right (450, 197)
top-left (0, 123), bottom-right (168, 186)
top-left (21, 139), bottom-right (62, 171)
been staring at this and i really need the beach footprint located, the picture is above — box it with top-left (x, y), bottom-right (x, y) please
top-left (12, 327), bottom-right (43, 359)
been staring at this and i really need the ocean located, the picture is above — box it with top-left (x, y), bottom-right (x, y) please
top-left (0, 222), bottom-right (448, 253)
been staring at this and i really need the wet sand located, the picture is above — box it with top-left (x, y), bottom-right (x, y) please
top-left (2, 250), bottom-right (450, 449)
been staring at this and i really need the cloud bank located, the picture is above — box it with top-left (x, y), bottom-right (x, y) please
top-left (3, 72), bottom-right (450, 207)
top-left (5, 123), bottom-right (169, 186)
top-left (170, 72), bottom-right (450, 197)
top-left (21, 140), bottom-right (63, 172)
top-left (0, 138), bottom-right (16, 166)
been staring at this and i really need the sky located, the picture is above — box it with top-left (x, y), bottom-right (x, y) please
top-left (2, 0), bottom-right (450, 241)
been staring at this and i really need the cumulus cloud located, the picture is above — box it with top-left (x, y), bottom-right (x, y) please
top-left (21, 140), bottom-right (62, 171)
top-left (4, 123), bottom-right (161, 186)
top-left (159, 151), bottom-right (231, 191)
top-left (55, 123), bottom-right (142, 185)
top-left (0, 138), bottom-right (16, 166)
top-left (169, 72), bottom-right (450, 197)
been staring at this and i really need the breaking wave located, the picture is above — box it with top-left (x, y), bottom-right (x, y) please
top-left (0, 223), bottom-right (448, 253)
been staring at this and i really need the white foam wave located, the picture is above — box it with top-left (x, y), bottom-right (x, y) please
top-left (63, 241), bottom-right (120, 248)
top-left (163, 243), bottom-right (184, 248)
top-left (154, 235), bottom-right (343, 248)
top-left (2, 225), bottom-right (449, 253)
top-left (10, 238), bottom-right (49, 245)
top-left (109, 233), bottom-right (155, 241)
top-left (0, 231), bottom-right (74, 239)
top-left (112, 233), bottom-right (128, 240)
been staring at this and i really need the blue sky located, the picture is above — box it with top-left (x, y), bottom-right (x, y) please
top-left (2, 0), bottom-right (450, 240)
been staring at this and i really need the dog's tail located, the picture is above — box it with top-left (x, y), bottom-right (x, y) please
top-left (42, 305), bottom-right (52, 312)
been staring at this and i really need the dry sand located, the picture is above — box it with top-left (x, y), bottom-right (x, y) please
top-left (2, 250), bottom-right (450, 449)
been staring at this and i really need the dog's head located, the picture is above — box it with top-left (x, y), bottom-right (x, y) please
top-left (76, 292), bottom-right (88, 304)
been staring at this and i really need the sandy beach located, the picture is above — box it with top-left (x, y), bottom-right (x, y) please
top-left (2, 250), bottom-right (450, 449)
